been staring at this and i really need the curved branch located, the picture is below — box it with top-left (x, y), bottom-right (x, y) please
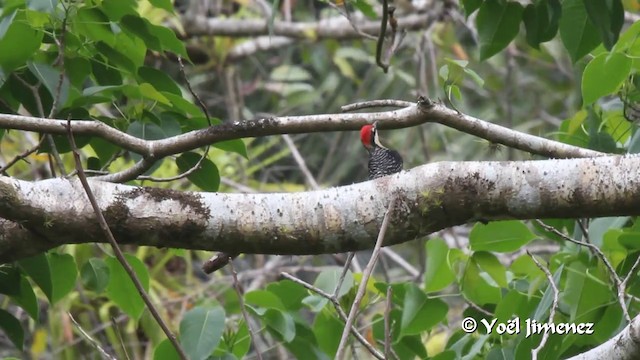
top-left (1, 155), bottom-right (639, 262)
top-left (0, 102), bottom-right (603, 169)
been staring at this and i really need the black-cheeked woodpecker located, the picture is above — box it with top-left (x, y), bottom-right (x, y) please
top-left (360, 122), bottom-right (403, 179)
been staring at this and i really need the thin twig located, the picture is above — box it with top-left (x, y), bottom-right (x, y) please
top-left (341, 99), bottom-right (413, 112)
top-left (68, 312), bottom-right (116, 360)
top-left (336, 196), bottom-right (398, 360)
top-left (282, 134), bottom-right (319, 190)
top-left (229, 261), bottom-right (263, 360)
top-left (384, 286), bottom-right (393, 359)
top-left (0, 136), bottom-right (45, 175)
top-left (280, 272), bottom-right (385, 360)
top-left (64, 120), bottom-right (188, 360)
top-left (334, 252), bottom-right (356, 297)
top-left (535, 219), bottom-right (630, 322)
top-left (375, 0), bottom-right (390, 73)
top-left (528, 251), bottom-right (559, 360)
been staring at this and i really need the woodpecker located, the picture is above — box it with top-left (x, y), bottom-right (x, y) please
top-left (360, 122), bottom-right (403, 179)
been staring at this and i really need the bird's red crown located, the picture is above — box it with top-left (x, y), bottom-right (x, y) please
top-left (360, 124), bottom-right (374, 148)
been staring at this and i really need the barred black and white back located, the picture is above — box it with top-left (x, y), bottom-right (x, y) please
top-left (368, 146), bottom-right (403, 179)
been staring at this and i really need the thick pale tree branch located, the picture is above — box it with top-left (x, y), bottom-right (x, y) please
top-left (567, 314), bottom-right (640, 360)
top-left (1, 155), bottom-right (639, 263)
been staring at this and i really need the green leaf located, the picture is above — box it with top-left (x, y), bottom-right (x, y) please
top-left (28, 62), bottom-right (70, 110)
top-left (75, 7), bottom-right (114, 46)
top-left (353, 0), bottom-right (376, 18)
top-left (102, 0), bottom-right (137, 21)
top-left (96, 42), bottom-right (136, 74)
top-left (559, 0), bottom-right (602, 63)
top-left (17, 253), bottom-right (53, 302)
top-left (49, 253), bottom-right (77, 304)
top-left (153, 339), bottom-right (180, 360)
top-left (472, 252), bottom-right (507, 287)
top-left (476, 0), bottom-right (523, 60)
top-left (105, 254), bottom-right (149, 320)
top-left (147, 21), bottom-right (188, 57)
top-left (461, 256), bottom-right (502, 305)
top-left (313, 309), bottom-right (342, 356)
top-left (180, 306), bottom-right (225, 360)
top-left (0, 10), bottom-right (43, 73)
top-left (522, 0), bottom-right (561, 49)
top-left (139, 83), bottom-right (171, 105)
top-left (163, 92), bottom-right (203, 116)
top-left (176, 152), bottom-right (220, 191)
top-left (584, 0), bottom-right (624, 50)
top-left (424, 238), bottom-right (455, 292)
top-left (120, 15), bottom-right (162, 51)
top-left (138, 66), bottom-right (181, 95)
top-left (462, 0), bottom-right (483, 16)
top-left (262, 309), bottom-right (295, 342)
top-left (400, 283), bottom-right (448, 336)
top-left (0, 309), bottom-right (23, 350)
top-left (470, 220), bottom-right (536, 252)
top-left (266, 280), bottom-right (308, 311)
top-left (582, 52), bottom-right (631, 105)
top-left (213, 139), bottom-right (248, 159)
top-left (65, 56), bottom-right (91, 87)
top-left (245, 290), bottom-right (286, 312)
top-left (13, 276), bottom-right (39, 321)
top-left (0, 265), bottom-right (21, 297)
top-left (80, 258), bottom-right (110, 293)
top-left (149, 0), bottom-right (174, 12)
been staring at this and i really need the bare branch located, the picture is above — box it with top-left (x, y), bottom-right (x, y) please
top-left (65, 120), bottom-right (188, 360)
top-left (528, 251), bottom-right (559, 360)
top-left (3, 155), bottom-right (640, 262)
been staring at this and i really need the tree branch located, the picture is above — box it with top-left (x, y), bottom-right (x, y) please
top-left (1, 155), bottom-right (639, 262)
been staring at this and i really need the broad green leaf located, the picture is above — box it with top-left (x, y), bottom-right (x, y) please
top-left (81, 258), bottom-right (110, 293)
top-left (213, 139), bottom-right (248, 159)
top-left (462, 0), bottom-right (483, 16)
top-left (28, 62), bottom-right (69, 109)
top-left (147, 21), bottom-right (188, 57)
top-left (17, 253), bottom-right (52, 302)
top-left (266, 280), bottom-right (308, 311)
top-left (120, 15), bottom-right (162, 51)
top-left (476, 0), bottom-right (523, 60)
top-left (0, 10), bottom-right (43, 73)
top-left (582, 52), bottom-right (631, 105)
top-left (150, 0), bottom-right (174, 12)
top-left (314, 267), bottom-right (354, 297)
top-left (180, 306), bottom-right (225, 360)
top-left (65, 56), bottom-right (91, 87)
top-left (138, 66), bottom-right (181, 95)
top-left (163, 92), bottom-right (203, 116)
top-left (471, 251), bottom-right (507, 288)
top-left (75, 7), bottom-right (114, 46)
top-left (49, 253), bottom-right (77, 304)
top-left (562, 261), bottom-right (610, 323)
top-left (96, 42), bottom-right (136, 74)
top-left (139, 83), bottom-right (171, 105)
top-left (510, 254), bottom-right (544, 280)
top-left (245, 290), bottom-right (286, 311)
top-left (105, 254), bottom-right (149, 320)
top-left (470, 220), bottom-right (536, 252)
top-left (176, 152), bottom-right (220, 191)
top-left (0, 265), bottom-right (21, 296)
top-left (102, 0), bottom-right (137, 21)
top-left (262, 309), bottom-right (295, 342)
top-left (424, 238), bottom-right (455, 292)
top-left (461, 256), bottom-right (502, 305)
top-left (353, 0), bottom-right (376, 18)
top-left (584, 0), bottom-right (624, 50)
top-left (313, 309), bottom-right (343, 356)
top-left (91, 57), bottom-right (123, 85)
top-left (0, 309), bottom-right (23, 349)
top-left (400, 283), bottom-right (448, 335)
top-left (559, 0), bottom-right (602, 63)
top-left (12, 276), bottom-right (39, 321)
top-left (522, 0), bottom-right (561, 49)
top-left (153, 339), bottom-right (180, 360)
